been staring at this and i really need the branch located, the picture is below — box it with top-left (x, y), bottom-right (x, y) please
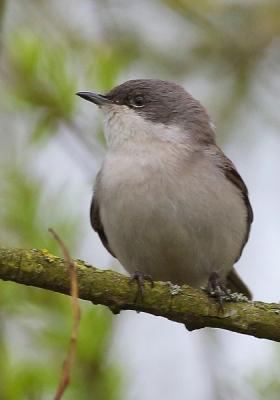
top-left (1, 246), bottom-right (279, 342)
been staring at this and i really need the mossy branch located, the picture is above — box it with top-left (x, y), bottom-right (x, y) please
top-left (0, 245), bottom-right (279, 342)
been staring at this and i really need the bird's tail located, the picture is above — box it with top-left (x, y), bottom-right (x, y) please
top-left (226, 267), bottom-right (252, 300)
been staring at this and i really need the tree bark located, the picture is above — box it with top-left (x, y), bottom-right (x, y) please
top-left (0, 245), bottom-right (279, 342)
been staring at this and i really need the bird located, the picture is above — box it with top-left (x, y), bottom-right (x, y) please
top-left (76, 79), bottom-right (253, 300)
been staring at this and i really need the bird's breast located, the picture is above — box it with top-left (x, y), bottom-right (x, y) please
top-left (97, 144), bottom-right (247, 287)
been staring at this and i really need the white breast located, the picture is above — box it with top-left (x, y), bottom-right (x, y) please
top-left (97, 141), bottom-right (247, 287)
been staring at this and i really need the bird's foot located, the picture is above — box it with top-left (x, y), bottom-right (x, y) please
top-left (207, 272), bottom-right (232, 310)
top-left (129, 271), bottom-right (154, 299)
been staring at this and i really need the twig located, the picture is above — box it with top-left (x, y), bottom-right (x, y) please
top-left (49, 229), bottom-right (81, 400)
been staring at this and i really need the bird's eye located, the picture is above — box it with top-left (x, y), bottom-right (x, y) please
top-left (133, 95), bottom-right (144, 107)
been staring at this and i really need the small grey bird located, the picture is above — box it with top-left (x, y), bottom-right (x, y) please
top-left (77, 79), bottom-right (253, 300)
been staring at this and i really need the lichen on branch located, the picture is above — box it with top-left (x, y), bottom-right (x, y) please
top-left (0, 246), bottom-right (280, 342)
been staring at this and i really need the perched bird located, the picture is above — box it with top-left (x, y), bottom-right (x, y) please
top-left (77, 79), bottom-right (253, 300)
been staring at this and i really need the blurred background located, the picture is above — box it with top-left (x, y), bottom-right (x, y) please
top-left (1, 0), bottom-right (280, 399)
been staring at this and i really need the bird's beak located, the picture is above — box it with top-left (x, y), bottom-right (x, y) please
top-left (76, 91), bottom-right (112, 106)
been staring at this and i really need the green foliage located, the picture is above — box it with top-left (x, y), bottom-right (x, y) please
top-left (250, 353), bottom-right (280, 400)
top-left (3, 31), bottom-right (77, 142)
top-left (0, 63), bottom-right (121, 399)
top-left (1, 164), bottom-right (82, 253)
top-left (7, 31), bottom-right (76, 114)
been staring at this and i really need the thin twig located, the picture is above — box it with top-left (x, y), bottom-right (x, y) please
top-left (49, 229), bottom-right (81, 400)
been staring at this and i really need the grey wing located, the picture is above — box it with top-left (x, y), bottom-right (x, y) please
top-left (208, 145), bottom-right (253, 299)
top-left (221, 155), bottom-right (253, 260)
top-left (90, 191), bottom-right (116, 258)
top-left (208, 145), bottom-right (253, 261)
